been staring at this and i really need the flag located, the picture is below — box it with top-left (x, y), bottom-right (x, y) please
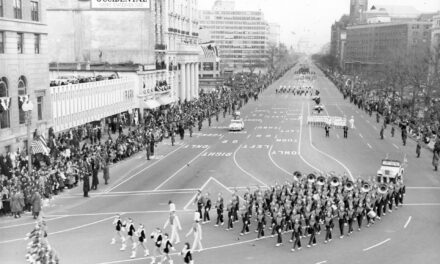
top-left (0, 97), bottom-right (11, 111)
top-left (200, 41), bottom-right (218, 58)
top-left (31, 135), bottom-right (50, 155)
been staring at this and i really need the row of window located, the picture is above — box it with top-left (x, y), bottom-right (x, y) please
top-left (211, 35), bottom-right (267, 40)
top-left (0, 76), bottom-right (44, 129)
top-left (0, 0), bottom-right (39, 21)
top-left (210, 31), bottom-right (267, 35)
top-left (200, 20), bottom-right (267, 26)
top-left (0, 32), bottom-right (40, 54)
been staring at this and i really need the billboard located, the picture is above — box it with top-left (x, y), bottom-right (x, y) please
top-left (91, 0), bottom-right (150, 9)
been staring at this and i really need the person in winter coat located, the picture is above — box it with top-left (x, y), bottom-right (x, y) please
top-left (11, 190), bottom-right (24, 218)
top-left (103, 162), bottom-right (110, 185)
top-left (433, 151), bottom-right (439, 171)
top-left (31, 190), bottom-right (42, 219)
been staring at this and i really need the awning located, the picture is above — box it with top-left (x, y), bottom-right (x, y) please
top-left (143, 99), bottom-right (161, 109)
top-left (157, 96), bottom-right (176, 105)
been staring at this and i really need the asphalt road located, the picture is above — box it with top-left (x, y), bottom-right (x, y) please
top-left (1, 63), bottom-right (440, 264)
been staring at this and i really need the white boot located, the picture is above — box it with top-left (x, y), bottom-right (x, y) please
top-left (144, 249), bottom-right (150, 256)
top-left (132, 242), bottom-right (137, 250)
top-left (111, 238), bottom-right (116, 245)
top-left (130, 250), bottom-right (136, 259)
top-left (120, 244), bottom-right (126, 251)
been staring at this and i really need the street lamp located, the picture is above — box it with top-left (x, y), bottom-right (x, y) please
top-left (22, 100), bottom-right (34, 174)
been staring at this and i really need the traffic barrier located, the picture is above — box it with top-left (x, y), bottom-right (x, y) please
top-left (307, 115), bottom-right (347, 128)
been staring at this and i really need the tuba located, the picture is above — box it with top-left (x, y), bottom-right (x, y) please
top-left (307, 173), bottom-right (316, 183)
top-left (330, 176), bottom-right (340, 187)
top-left (378, 183), bottom-right (388, 194)
top-left (293, 171), bottom-right (302, 181)
top-left (316, 175), bottom-right (326, 186)
top-left (361, 182), bottom-right (371, 193)
top-left (345, 180), bottom-right (354, 191)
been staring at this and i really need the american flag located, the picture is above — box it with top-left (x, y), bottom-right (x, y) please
top-left (200, 41), bottom-right (219, 58)
top-left (31, 135), bottom-right (51, 155)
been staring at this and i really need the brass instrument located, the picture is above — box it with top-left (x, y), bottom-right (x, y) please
top-left (361, 182), bottom-right (371, 193)
top-left (316, 176), bottom-right (326, 186)
top-left (345, 180), bottom-right (354, 191)
top-left (307, 173), bottom-right (316, 183)
top-left (378, 183), bottom-right (388, 194)
top-left (293, 171), bottom-right (302, 181)
top-left (330, 176), bottom-right (340, 187)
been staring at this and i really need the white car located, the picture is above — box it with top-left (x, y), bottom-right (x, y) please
top-left (377, 159), bottom-right (404, 183)
top-left (229, 119), bottom-right (244, 131)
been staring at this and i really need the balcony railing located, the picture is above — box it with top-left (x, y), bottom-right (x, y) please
top-left (155, 44), bottom-right (167, 50)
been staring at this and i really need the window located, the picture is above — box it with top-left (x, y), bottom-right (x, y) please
top-left (0, 0), bottom-right (3, 17)
top-left (31, 1), bottom-right (39, 21)
top-left (14, 0), bottom-right (22, 19)
top-left (0, 77), bottom-right (10, 129)
top-left (17, 33), bottom-right (23, 54)
top-left (0, 31), bottom-right (4, 54)
top-left (34, 34), bottom-right (40, 54)
top-left (37, 96), bottom-right (43, 120)
top-left (18, 76), bottom-right (27, 124)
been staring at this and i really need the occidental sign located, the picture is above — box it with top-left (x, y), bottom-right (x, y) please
top-left (91, 0), bottom-right (150, 9)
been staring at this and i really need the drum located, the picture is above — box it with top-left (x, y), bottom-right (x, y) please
top-left (367, 210), bottom-right (377, 218)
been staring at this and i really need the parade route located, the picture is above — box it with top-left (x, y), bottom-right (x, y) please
top-left (1, 63), bottom-right (440, 264)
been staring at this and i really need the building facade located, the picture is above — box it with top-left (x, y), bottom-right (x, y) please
top-left (199, 0), bottom-right (269, 73)
top-left (345, 21), bottom-right (432, 72)
top-left (268, 23), bottom-right (281, 47)
top-left (0, 0), bottom-right (51, 154)
top-left (350, 0), bottom-right (368, 25)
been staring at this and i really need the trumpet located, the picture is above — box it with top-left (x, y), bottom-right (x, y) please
top-left (378, 183), bottom-right (388, 194)
top-left (361, 182), bottom-right (371, 193)
top-left (316, 176), bottom-right (326, 186)
top-left (345, 180), bottom-right (354, 191)
top-left (330, 176), bottom-right (340, 187)
top-left (307, 173), bottom-right (316, 183)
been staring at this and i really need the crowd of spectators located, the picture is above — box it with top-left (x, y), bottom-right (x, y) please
top-left (49, 74), bottom-right (119, 87)
top-left (0, 66), bottom-right (295, 218)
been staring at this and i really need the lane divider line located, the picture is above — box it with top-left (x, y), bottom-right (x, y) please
top-left (298, 103), bottom-right (322, 173)
top-left (404, 216), bottom-right (412, 229)
top-left (106, 144), bottom-right (187, 193)
top-left (154, 147), bottom-right (210, 191)
top-left (233, 145), bottom-right (269, 187)
top-left (367, 143), bottom-right (373, 149)
top-left (268, 145), bottom-right (292, 177)
top-left (363, 238), bottom-right (391, 251)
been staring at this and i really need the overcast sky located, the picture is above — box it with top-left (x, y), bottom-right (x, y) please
top-left (198, 0), bottom-right (440, 53)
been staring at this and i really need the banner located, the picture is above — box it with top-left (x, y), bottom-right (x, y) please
top-left (0, 97), bottom-right (11, 111)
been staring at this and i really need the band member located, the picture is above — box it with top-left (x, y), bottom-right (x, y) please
top-left (161, 233), bottom-right (175, 264)
top-left (256, 209), bottom-right (266, 239)
top-left (324, 211), bottom-right (334, 243)
top-left (214, 193), bottom-right (224, 227)
top-left (274, 211), bottom-right (284, 247)
top-left (130, 224), bottom-right (149, 258)
top-left (111, 214), bottom-right (126, 245)
top-left (203, 193), bottom-right (211, 224)
top-left (356, 202), bottom-right (364, 231)
top-left (186, 213), bottom-right (203, 252)
top-left (240, 204), bottom-right (250, 236)
top-left (226, 200), bottom-right (234, 231)
top-left (163, 211), bottom-right (182, 245)
top-left (346, 205), bottom-right (355, 235)
top-left (150, 228), bottom-right (163, 264)
top-left (121, 218), bottom-right (135, 251)
top-left (307, 212), bottom-right (317, 247)
top-left (291, 218), bottom-right (302, 251)
top-left (181, 242), bottom-right (193, 264)
top-left (337, 205), bottom-right (346, 238)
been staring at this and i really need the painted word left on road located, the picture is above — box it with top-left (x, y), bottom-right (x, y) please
top-left (271, 150), bottom-right (298, 156)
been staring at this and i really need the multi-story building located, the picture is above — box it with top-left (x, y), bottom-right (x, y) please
top-left (330, 15), bottom-right (350, 70)
top-left (0, 0), bottom-right (51, 153)
top-left (344, 21), bottom-right (432, 72)
top-left (268, 23), bottom-right (281, 47)
top-left (350, 0), bottom-right (368, 25)
top-left (199, 0), bottom-right (269, 73)
top-left (45, 0), bottom-right (200, 132)
top-left (198, 42), bottom-right (222, 92)
top-left (429, 14), bottom-right (440, 78)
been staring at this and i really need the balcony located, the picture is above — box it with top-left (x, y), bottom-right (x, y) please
top-left (156, 61), bottom-right (167, 70)
top-left (155, 44), bottom-right (167, 51)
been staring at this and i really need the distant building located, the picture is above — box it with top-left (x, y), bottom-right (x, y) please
top-left (361, 5), bottom-right (422, 24)
top-left (0, 0), bottom-right (52, 153)
top-left (350, 0), bottom-right (369, 25)
top-left (200, 0), bottom-right (269, 73)
top-left (198, 42), bottom-right (222, 92)
top-left (330, 15), bottom-right (350, 70)
top-left (429, 14), bottom-right (440, 77)
top-left (268, 23), bottom-right (281, 47)
top-left (345, 21), bottom-right (432, 72)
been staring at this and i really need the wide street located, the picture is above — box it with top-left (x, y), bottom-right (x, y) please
top-left (1, 62), bottom-right (440, 264)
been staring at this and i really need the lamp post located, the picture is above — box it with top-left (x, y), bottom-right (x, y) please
top-left (22, 100), bottom-right (34, 174)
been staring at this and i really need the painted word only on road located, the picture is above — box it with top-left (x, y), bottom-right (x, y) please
top-left (241, 145), bottom-right (270, 149)
top-left (271, 150), bottom-right (298, 156)
top-left (201, 152), bottom-right (232, 157)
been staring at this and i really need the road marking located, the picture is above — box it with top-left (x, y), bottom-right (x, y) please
top-left (336, 133), bottom-right (340, 139)
top-left (363, 238), bottom-right (391, 251)
top-left (0, 216), bottom-right (67, 230)
top-left (45, 210), bottom-right (193, 218)
top-left (359, 133), bottom-right (363, 138)
top-left (106, 144), bottom-right (186, 193)
top-left (268, 145), bottom-right (291, 177)
top-left (154, 148), bottom-right (210, 190)
top-left (307, 103), bottom-right (354, 180)
top-left (316, 261), bottom-right (327, 264)
top-left (58, 190), bottom-right (196, 199)
top-left (392, 143), bottom-right (399, 149)
top-left (404, 216), bottom-right (412, 229)
top-left (367, 143), bottom-right (373, 149)
top-left (233, 145), bottom-right (269, 187)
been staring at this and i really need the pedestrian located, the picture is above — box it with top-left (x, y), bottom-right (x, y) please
top-left (103, 161), bottom-right (110, 185)
top-left (181, 242), bottom-right (193, 264)
top-left (130, 224), bottom-right (149, 258)
top-left (380, 126), bottom-right (384, 140)
top-left (391, 126), bottom-right (395, 137)
top-left (202, 193), bottom-right (211, 224)
top-left (416, 141), bottom-right (421, 158)
top-left (30, 190), bottom-right (42, 219)
top-left (11, 189), bottom-right (24, 218)
top-left (83, 172), bottom-right (90, 198)
top-left (163, 210), bottom-right (182, 245)
top-left (171, 130), bottom-right (175, 146)
top-left (433, 151), bottom-right (439, 171)
top-left (186, 213), bottom-right (203, 252)
top-left (91, 157), bottom-right (99, 190)
top-left (325, 124), bottom-right (330, 137)
top-left (343, 125), bottom-right (348, 138)
top-left (111, 214), bottom-right (126, 246)
top-left (349, 116), bottom-right (355, 129)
